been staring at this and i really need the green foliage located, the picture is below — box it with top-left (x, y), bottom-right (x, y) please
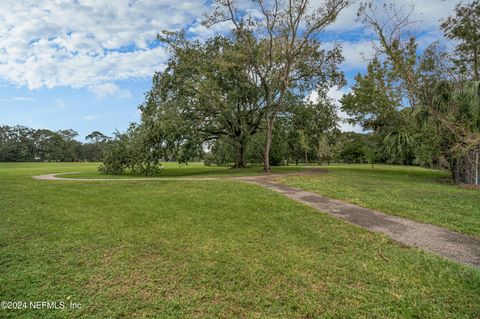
top-left (364, 146), bottom-right (377, 168)
top-left (244, 128), bottom-right (288, 166)
top-left (203, 152), bottom-right (215, 166)
top-left (441, 0), bottom-right (480, 80)
top-left (203, 0), bottom-right (347, 171)
top-left (341, 58), bottom-right (402, 133)
top-left (383, 131), bottom-right (417, 165)
top-left (99, 125), bottom-right (162, 176)
top-left (459, 81), bottom-right (480, 133)
top-left (98, 139), bottom-right (128, 175)
top-left (210, 137), bottom-right (236, 166)
top-left (339, 141), bottom-right (366, 164)
top-left (357, 2), bottom-right (480, 182)
top-left (0, 125), bottom-right (109, 162)
top-left (143, 34), bottom-right (263, 168)
top-left (332, 133), bottom-right (370, 164)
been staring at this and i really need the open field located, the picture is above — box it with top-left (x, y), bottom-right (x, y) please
top-left (281, 164), bottom-right (480, 238)
top-left (64, 162), bottom-right (309, 179)
top-left (1, 163), bottom-right (479, 318)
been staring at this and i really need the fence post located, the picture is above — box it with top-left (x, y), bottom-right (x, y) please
top-left (476, 150), bottom-right (479, 186)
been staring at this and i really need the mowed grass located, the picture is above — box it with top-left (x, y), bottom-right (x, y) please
top-left (281, 164), bottom-right (480, 237)
top-left (62, 161), bottom-right (308, 179)
top-left (0, 163), bottom-right (479, 318)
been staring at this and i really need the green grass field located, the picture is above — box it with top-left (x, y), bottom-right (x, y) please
top-left (1, 163), bottom-right (479, 318)
top-left (281, 164), bottom-right (480, 237)
top-left (64, 161), bottom-right (308, 179)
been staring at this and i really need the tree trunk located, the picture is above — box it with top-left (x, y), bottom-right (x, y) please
top-left (304, 150), bottom-right (308, 164)
top-left (263, 120), bottom-right (272, 173)
top-left (234, 142), bottom-right (246, 168)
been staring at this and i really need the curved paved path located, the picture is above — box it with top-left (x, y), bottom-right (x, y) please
top-left (33, 172), bottom-right (221, 181)
top-left (33, 170), bottom-right (480, 268)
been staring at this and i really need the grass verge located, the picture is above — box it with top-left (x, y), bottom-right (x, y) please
top-left (281, 164), bottom-right (480, 237)
top-left (0, 163), bottom-right (479, 318)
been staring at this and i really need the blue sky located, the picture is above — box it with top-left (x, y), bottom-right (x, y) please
top-left (0, 0), bottom-right (461, 140)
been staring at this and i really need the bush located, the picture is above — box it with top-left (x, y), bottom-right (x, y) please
top-left (339, 141), bottom-right (366, 163)
top-left (98, 140), bottom-right (128, 175)
top-left (98, 125), bottom-right (162, 176)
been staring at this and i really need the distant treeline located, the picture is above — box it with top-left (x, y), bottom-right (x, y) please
top-left (0, 123), bottom-right (386, 166)
top-left (0, 125), bottom-right (109, 162)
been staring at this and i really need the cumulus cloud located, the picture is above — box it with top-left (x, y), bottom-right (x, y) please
top-left (89, 83), bottom-right (132, 99)
top-left (0, 0), bottom-right (206, 90)
top-left (339, 40), bottom-right (377, 71)
top-left (0, 0), bottom-right (461, 94)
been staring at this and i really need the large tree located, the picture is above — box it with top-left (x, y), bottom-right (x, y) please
top-left (145, 35), bottom-right (265, 168)
top-left (341, 57), bottom-right (403, 134)
top-left (289, 93), bottom-right (338, 164)
top-left (358, 1), bottom-right (480, 181)
top-left (201, 0), bottom-right (348, 171)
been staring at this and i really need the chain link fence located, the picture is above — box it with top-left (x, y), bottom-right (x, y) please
top-left (454, 149), bottom-right (480, 185)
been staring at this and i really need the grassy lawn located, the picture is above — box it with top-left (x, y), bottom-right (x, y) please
top-left (281, 164), bottom-right (480, 238)
top-left (1, 163), bottom-right (479, 318)
top-left (47, 162), bottom-right (308, 179)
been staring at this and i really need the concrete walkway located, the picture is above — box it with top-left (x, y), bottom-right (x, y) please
top-left (33, 171), bottom-right (480, 268)
top-left (241, 175), bottom-right (480, 268)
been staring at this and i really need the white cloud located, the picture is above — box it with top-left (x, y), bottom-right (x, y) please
top-left (306, 87), bottom-right (362, 132)
top-left (188, 20), bottom-right (234, 41)
top-left (0, 0), bottom-right (463, 96)
top-left (325, 0), bottom-right (459, 32)
top-left (339, 40), bottom-right (377, 71)
top-left (0, 0), bottom-right (206, 90)
top-left (12, 96), bottom-right (35, 101)
top-left (83, 115), bottom-right (98, 121)
top-left (325, 0), bottom-right (460, 71)
top-left (0, 96), bottom-right (36, 102)
top-left (327, 86), bottom-right (363, 133)
top-left (89, 83), bottom-right (132, 99)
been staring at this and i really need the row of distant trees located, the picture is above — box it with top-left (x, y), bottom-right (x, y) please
top-left (0, 121), bottom-right (446, 167)
top-left (0, 125), bottom-right (109, 162)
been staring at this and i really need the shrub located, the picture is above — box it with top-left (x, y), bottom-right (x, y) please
top-left (98, 140), bottom-right (128, 175)
top-left (98, 125), bottom-right (162, 176)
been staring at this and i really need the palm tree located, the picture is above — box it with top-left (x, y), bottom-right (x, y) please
top-left (383, 131), bottom-right (417, 165)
